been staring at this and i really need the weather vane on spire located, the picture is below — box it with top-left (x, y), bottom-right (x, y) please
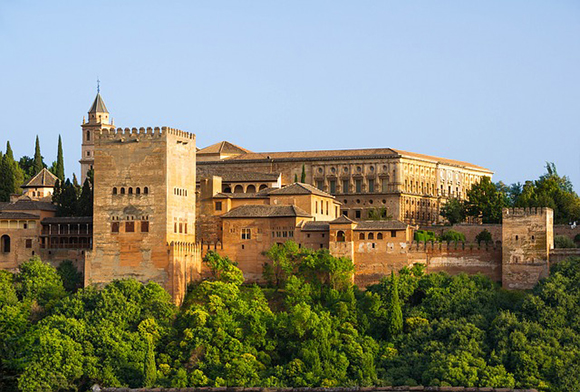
top-left (97, 77), bottom-right (100, 94)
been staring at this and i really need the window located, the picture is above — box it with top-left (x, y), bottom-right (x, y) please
top-left (342, 210), bottom-right (348, 217)
top-left (234, 185), bottom-right (243, 193)
top-left (215, 202), bottom-right (222, 211)
top-left (246, 185), bottom-right (256, 193)
top-left (368, 233), bottom-right (374, 240)
top-left (391, 230), bottom-right (397, 238)
top-left (25, 239), bottom-right (32, 248)
top-left (241, 228), bottom-right (251, 240)
top-left (315, 201), bottom-right (318, 214)
top-left (111, 222), bottom-right (120, 233)
top-left (342, 179), bottom-right (349, 193)
top-left (136, 187), bottom-right (140, 195)
top-left (128, 187), bottom-right (133, 195)
top-left (326, 201), bottom-right (329, 215)
top-left (368, 179), bottom-right (375, 193)
top-left (377, 233), bottom-right (383, 240)
top-left (141, 221), bottom-right (149, 233)
top-left (86, 131), bottom-right (91, 141)
top-left (327, 180), bottom-right (336, 195)
top-left (355, 179), bottom-right (362, 193)
top-left (179, 223), bottom-right (183, 234)
top-left (144, 187), bottom-right (149, 194)
top-left (316, 180), bottom-right (324, 190)
top-left (337, 231), bottom-right (346, 242)
top-left (381, 178), bottom-right (388, 192)
top-left (121, 188), bottom-right (126, 195)
top-left (355, 210), bottom-right (361, 219)
top-left (359, 233), bottom-right (365, 240)
top-left (125, 222), bottom-right (135, 232)
top-left (174, 222), bottom-right (177, 233)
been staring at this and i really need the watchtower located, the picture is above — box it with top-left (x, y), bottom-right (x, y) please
top-left (85, 126), bottom-right (199, 304)
top-left (501, 207), bottom-right (553, 289)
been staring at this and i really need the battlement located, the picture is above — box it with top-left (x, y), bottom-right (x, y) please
top-left (502, 207), bottom-right (552, 217)
top-left (95, 126), bottom-right (195, 141)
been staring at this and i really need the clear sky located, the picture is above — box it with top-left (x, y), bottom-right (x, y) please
top-left (0, 1), bottom-right (579, 189)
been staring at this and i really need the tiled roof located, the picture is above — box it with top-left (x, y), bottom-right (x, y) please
top-left (42, 217), bottom-right (92, 224)
top-left (221, 205), bottom-right (311, 218)
top-left (22, 168), bottom-right (58, 188)
top-left (88, 93), bottom-right (108, 113)
top-left (0, 202), bottom-right (8, 211)
top-left (355, 220), bottom-right (408, 230)
top-left (269, 182), bottom-right (333, 198)
top-left (220, 172), bottom-right (280, 182)
top-left (214, 192), bottom-right (270, 199)
top-left (1, 199), bottom-right (57, 212)
top-left (97, 386), bottom-right (538, 392)
top-left (331, 215), bottom-right (357, 224)
top-left (199, 146), bottom-right (492, 173)
top-left (301, 221), bottom-right (330, 231)
top-left (0, 212), bottom-right (40, 220)
top-left (198, 141), bottom-right (252, 155)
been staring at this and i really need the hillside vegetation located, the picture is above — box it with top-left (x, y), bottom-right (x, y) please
top-left (1, 247), bottom-right (579, 391)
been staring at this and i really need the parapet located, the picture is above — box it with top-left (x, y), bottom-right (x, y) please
top-left (95, 126), bottom-right (195, 141)
top-left (502, 207), bottom-right (553, 217)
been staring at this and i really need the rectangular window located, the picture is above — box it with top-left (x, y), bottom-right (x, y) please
top-left (174, 222), bottom-right (177, 233)
top-left (316, 180), bottom-right (324, 190)
top-left (112, 222), bottom-right (120, 233)
top-left (342, 210), bottom-right (348, 217)
top-left (215, 201), bottom-right (222, 211)
top-left (368, 179), bottom-right (375, 193)
top-left (179, 223), bottom-right (183, 234)
top-left (342, 179), bottom-right (349, 193)
top-left (125, 222), bottom-right (135, 233)
top-left (184, 223), bottom-right (188, 234)
top-left (329, 180), bottom-right (336, 194)
top-left (382, 178), bottom-right (388, 192)
top-left (355, 210), bottom-right (361, 219)
top-left (25, 239), bottom-right (32, 248)
top-left (141, 221), bottom-right (149, 233)
top-left (355, 179), bottom-right (362, 193)
top-left (391, 230), bottom-right (397, 238)
top-left (241, 228), bottom-right (251, 240)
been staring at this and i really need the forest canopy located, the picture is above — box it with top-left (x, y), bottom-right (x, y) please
top-left (1, 249), bottom-right (580, 391)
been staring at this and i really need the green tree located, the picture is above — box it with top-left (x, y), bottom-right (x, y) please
top-left (263, 241), bottom-right (300, 289)
top-left (55, 135), bottom-right (65, 181)
top-left (464, 176), bottom-right (506, 223)
top-left (386, 271), bottom-right (402, 339)
top-left (18, 156), bottom-right (35, 181)
top-left (440, 197), bottom-right (465, 224)
top-left (554, 235), bottom-right (576, 248)
top-left (52, 179), bottom-right (80, 217)
top-left (439, 229), bottom-right (466, 244)
top-left (56, 260), bottom-right (83, 293)
top-left (78, 177), bottom-right (93, 216)
top-left (32, 136), bottom-right (45, 175)
top-left (300, 164), bottom-right (306, 183)
top-left (475, 229), bottom-right (493, 245)
top-left (0, 152), bottom-right (16, 202)
top-left (143, 334), bottom-right (157, 387)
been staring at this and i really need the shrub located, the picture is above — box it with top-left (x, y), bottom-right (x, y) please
top-left (554, 235), bottom-right (576, 249)
top-left (475, 229), bottom-right (493, 245)
top-left (439, 230), bottom-right (466, 244)
top-left (574, 233), bottom-right (580, 243)
top-left (414, 230), bottom-right (436, 243)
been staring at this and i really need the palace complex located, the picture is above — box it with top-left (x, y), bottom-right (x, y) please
top-left (0, 92), bottom-right (578, 303)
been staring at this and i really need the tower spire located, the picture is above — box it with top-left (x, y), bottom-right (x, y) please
top-left (97, 77), bottom-right (100, 94)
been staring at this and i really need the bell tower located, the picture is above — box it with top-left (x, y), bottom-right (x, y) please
top-left (80, 89), bottom-right (114, 183)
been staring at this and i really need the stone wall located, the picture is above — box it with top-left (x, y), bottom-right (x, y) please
top-left (419, 223), bottom-right (502, 244)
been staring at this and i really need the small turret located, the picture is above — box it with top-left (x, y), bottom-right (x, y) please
top-left (87, 93), bottom-right (110, 125)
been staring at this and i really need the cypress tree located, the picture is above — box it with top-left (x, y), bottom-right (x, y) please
top-left (143, 335), bottom-right (157, 387)
top-left (5, 141), bottom-right (14, 160)
top-left (300, 164), bottom-right (306, 183)
top-left (294, 173), bottom-right (298, 183)
top-left (0, 154), bottom-right (16, 202)
top-left (387, 271), bottom-right (403, 339)
top-left (55, 135), bottom-right (65, 181)
top-left (78, 178), bottom-right (93, 217)
top-left (33, 136), bottom-right (44, 175)
top-left (72, 173), bottom-right (79, 188)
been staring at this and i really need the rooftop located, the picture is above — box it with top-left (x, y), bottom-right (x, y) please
top-left (269, 182), bottom-right (334, 198)
top-left (354, 220), bottom-right (409, 230)
top-left (42, 216), bottom-right (92, 224)
top-left (0, 199), bottom-right (56, 212)
top-left (88, 93), bottom-right (108, 113)
top-left (0, 212), bottom-right (40, 220)
top-left (221, 204), bottom-right (311, 218)
top-left (198, 141), bottom-right (252, 155)
top-left (22, 168), bottom-right (58, 188)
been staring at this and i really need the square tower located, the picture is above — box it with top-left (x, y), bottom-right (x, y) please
top-left (85, 126), bottom-right (199, 303)
top-left (501, 207), bottom-right (554, 290)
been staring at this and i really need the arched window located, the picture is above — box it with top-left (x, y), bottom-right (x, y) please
top-left (112, 187), bottom-right (117, 195)
top-left (337, 231), bottom-right (346, 242)
top-left (136, 187), bottom-right (140, 195)
top-left (128, 187), bottom-right (133, 195)
top-left (377, 233), bottom-right (383, 240)
top-left (120, 188), bottom-right (126, 195)
top-left (359, 233), bottom-right (365, 240)
top-left (86, 131), bottom-right (91, 141)
top-left (143, 187), bottom-right (149, 194)
top-left (259, 184), bottom-right (268, 191)
top-left (234, 185), bottom-right (243, 193)
top-left (368, 233), bottom-right (374, 240)
top-left (246, 184), bottom-right (256, 193)
top-left (1, 235), bottom-right (10, 253)
top-left (223, 186), bottom-right (232, 193)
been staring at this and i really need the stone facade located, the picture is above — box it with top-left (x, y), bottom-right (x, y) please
top-left (85, 126), bottom-right (200, 304)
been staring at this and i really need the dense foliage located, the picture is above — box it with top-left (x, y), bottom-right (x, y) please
top-left (441, 163), bottom-right (580, 224)
top-left (2, 251), bottom-right (580, 391)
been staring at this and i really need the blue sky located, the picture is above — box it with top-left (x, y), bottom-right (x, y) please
top-left (0, 1), bottom-right (579, 189)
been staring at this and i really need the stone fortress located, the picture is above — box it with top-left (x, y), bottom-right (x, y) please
top-left (0, 91), bottom-right (578, 303)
